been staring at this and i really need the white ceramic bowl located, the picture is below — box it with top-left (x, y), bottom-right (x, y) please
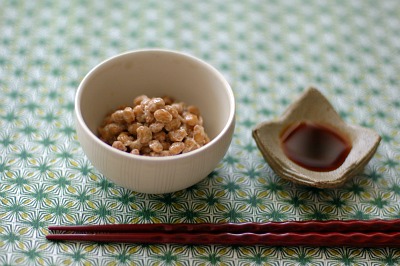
top-left (75, 49), bottom-right (235, 194)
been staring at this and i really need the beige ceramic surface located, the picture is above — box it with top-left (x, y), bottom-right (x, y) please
top-left (252, 87), bottom-right (381, 188)
top-left (75, 49), bottom-right (235, 194)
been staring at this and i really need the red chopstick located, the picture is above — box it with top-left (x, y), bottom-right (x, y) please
top-left (46, 232), bottom-right (400, 247)
top-left (48, 219), bottom-right (400, 234)
top-left (46, 219), bottom-right (400, 247)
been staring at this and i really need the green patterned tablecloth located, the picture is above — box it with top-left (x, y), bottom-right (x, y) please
top-left (1, 0), bottom-right (400, 265)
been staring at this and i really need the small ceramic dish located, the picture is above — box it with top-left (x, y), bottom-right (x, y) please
top-left (252, 87), bottom-right (381, 188)
top-left (75, 49), bottom-right (235, 194)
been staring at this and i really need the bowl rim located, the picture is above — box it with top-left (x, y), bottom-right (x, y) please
top-left (75, 48), bottom-right (236, 162)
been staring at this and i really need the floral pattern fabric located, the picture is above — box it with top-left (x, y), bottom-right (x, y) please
top-left (0, 0), bottom-right (400, 265)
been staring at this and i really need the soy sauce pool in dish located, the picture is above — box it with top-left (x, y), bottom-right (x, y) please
top-left (280, 122), bottom-right (352, 172)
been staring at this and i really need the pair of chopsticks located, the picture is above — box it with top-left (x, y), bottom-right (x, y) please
top-left (46, 219), bottom-right (400, 247)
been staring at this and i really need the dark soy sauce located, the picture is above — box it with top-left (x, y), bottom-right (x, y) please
top-left (280, 122), bottom-right (352, 172)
